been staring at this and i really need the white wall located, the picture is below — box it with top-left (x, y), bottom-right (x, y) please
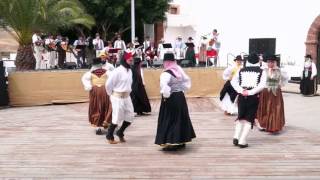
top-left (168, 0), bottom-right (320, 73)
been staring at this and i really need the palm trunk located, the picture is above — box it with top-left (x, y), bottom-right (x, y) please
top-left (15, 44), bottom-right (36, 71)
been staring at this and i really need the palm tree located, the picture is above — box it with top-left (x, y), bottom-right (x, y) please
top-left (0, 0), bottom-right (95, 71)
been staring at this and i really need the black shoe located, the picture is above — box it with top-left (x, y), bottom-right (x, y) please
top-left (233, 138), bottom-right (239, 146)
top-left (96, 128), bottom-right (103, 135)
top-left (137, 112), bottom-right (147, 116)
top-left (239, 144), bottom-right (249, 148)
top-left (162, 146), bottom-right (178, 151)
top-left (259, 128), bottom-right (266, 132)
top-left (176, 144), bottom-right (186, 149)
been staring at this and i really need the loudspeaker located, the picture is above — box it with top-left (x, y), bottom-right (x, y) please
top-left (249, 38), bottom-right (276, 55)
top-left (64, 62), bottom-right (77, 69)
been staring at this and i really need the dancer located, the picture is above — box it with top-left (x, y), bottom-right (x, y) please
top-left (131, 57), bottom-right (151, 115)
top-left (81, 57), bottom-right (112, 135)
top-left (105, 52), bottom-right (134, 144)
top-left (231, 53), bottom-right (266, 148)
top-left (257, 54), bottom-right (288, 133)
top-left (219, 55), bottom-right (243, 115)
top-left (155, 53), bottom-right (196, 151)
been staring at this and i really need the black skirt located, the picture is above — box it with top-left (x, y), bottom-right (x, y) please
top-left (300, 77), bottom-right (317, 95)
top-left (155, 91), bottom-right (196, 145)
top-left (131, 66), bottom-right (151, 113)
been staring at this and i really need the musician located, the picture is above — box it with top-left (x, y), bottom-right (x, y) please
top-left (143, 36), bottom-right (156, 67)
top-left (174, 35), bottom-right (185, 63)
top-left (74, 36), bottom-right (88, 68)
top-left (56, 36), bottom-right (67, 69)
top-left (32, 31), bottom-right (44, 70)
top-left (157, 38), bottom-right (166, 60)
top-left (209, 29), bottom-right (220, 67)
top-left (92, 33), bottom-right (104, 57)
top-left (45, 34), bottom-right (57, 69)
top-left (133, 37), bottom-right (140, 47)
top-left (198, 36), bottom-right (208, 65)
top-left (185, 37), bottom-right (196, 67)
top-left (113, 35), bottom-right (126, 50)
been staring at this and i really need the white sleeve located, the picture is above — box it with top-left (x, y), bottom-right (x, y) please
top-left (312, 62), bottom-right (317, 77)
top-left (81, 72), bottom-right (92, 91)
top-left (248, 70), bottom-right (267, 95)
top-left (280, 69), bottom-right (289, 87)
top-left (101, 40), bottom-right (105, 48)
top-left (106, 70), bottom-right (117, 96)
top-left (122, 41), bottom-right (126, 50)
top-left (178, 66), bottom-right (191, 90)
top-left (160, 72), bottom-right (172, 98)
top-left (45, 39), bottom-right (50, 45)
top-left (32, 35), bottom-right (37, 44)
top-left (222, 66), bottom-right (233, 81)
top-left (92, 39), bottom-right (97, 45)
top-left (73, 40), bottom-right (78, 47)
top-left (230, 70), bottom-right (243, 93)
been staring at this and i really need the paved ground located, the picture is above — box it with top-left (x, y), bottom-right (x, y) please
top-left (0, 93), bottom-right (320, 179)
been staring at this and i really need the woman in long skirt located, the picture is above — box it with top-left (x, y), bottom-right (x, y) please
top-left (130, 57), bottom-right (151, 115)
top-left (219, 55), bottom-right (243, 115)
top-left (257, 55), bottom-right (288, 133)
top-left (81, 57), bottom-right (112, 135)
top-left (155, 53), bottom-right (196, 151)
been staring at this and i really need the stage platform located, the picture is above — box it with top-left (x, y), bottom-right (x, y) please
top-left (8, 67), bottom-right (225, 106)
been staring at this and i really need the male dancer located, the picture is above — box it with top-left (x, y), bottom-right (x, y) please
top-left (105, 52), bottom-right (134, 144)
top-left (231, 53), bottom-right (266, 148)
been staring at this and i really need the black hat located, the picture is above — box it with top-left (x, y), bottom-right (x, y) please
top-left (305, 54), bottom-right (312, 59)
top-left (263, 54), bottom-right (278, 62)
top-left (163, 53), bottom-right (175, 61)
top-left (247, 53), bottom-right (259, 64)
top-left (234, 55), bottom-right (243, 61)
top-left (188, 37), bottom-right (193, 40)
top-left (92, 57), bottom-right (102, 65)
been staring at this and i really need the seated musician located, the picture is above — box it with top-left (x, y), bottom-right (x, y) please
top-left (143, 36), bottom-right (156, 67)
top-left (45, 34), bottom-right (57, 69)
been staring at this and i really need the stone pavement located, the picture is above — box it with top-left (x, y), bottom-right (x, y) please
top-left (0, 96), bottom-right (320, 179)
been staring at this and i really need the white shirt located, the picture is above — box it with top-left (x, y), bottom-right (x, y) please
top-left (106, 65), bottom-right (132, 95)
top-left (143, 40), bottom-right (152, 52)
top-left (81, 65), bottom-right (111, 91)
top-left (92, 38), bottom-right (104, 50)
top-left (114, 40), bottom-right (126, 50)
top-left (160, 66), bottom-right (191, 98)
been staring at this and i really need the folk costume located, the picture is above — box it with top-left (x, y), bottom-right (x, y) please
top-left (105, 52), bottom-right (134, 144)
top-left (257, 55), bottom-right (288, 133)
top-left (185, 37), bottom-right (196, 67)
top-left (130, 57), bottom-right (151, 115)
top-left (231, 53), bottom-right (266, 148)
top-left (219, 55), bottom-right (243, 115)
top-left (81, 58), bottom-right (112, 135)
top-left (300, 55), bottom-right (318, 96)
top-left (155, 53), bottom-right (196, 151)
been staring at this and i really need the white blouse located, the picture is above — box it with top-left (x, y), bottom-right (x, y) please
top-left (160, 66), bottom-right (191, 98)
